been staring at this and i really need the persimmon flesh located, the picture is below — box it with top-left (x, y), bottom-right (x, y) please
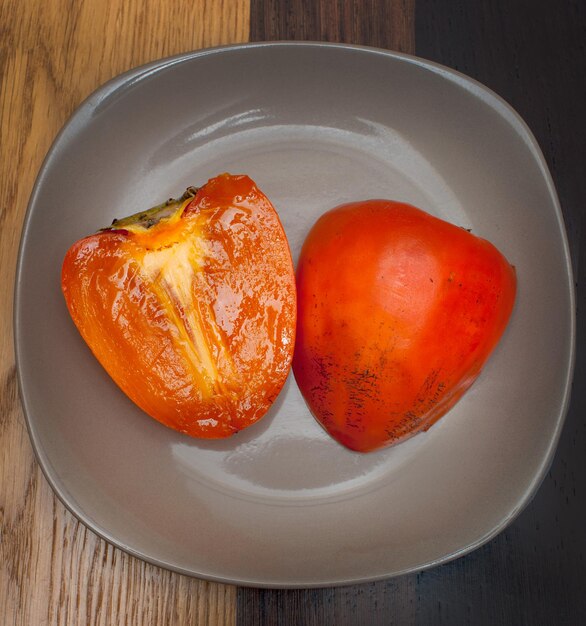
top-left (62, 174), bottom-right (296, 438)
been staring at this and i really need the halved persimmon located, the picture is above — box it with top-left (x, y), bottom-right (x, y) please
top-left (293, 200), bottom-right (516, 452)
top-left (62, 174), bottom-right (296, 438)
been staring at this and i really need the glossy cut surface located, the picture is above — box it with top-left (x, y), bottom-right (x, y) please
top-left (293, 200), bottom-right (517, 452)
top-left (62, 174), bottom-right (296, 438)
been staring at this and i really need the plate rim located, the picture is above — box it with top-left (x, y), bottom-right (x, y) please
top-left (13, 40), bottom-right (577, 588)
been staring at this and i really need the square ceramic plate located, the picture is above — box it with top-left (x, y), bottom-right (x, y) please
top-left (15, 42), bottom-right (575, 587)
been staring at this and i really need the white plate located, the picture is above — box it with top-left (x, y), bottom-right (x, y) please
top-left (15, 42), bottom-right (575, 587)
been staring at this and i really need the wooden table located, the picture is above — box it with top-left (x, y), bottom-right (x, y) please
top-left (2, 1), bottom-right (584, 624)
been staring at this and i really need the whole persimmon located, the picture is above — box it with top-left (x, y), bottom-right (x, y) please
top-left (293, 200), bottom-right (516, 452)
top-left (62, 174), bottom-right (296, 438)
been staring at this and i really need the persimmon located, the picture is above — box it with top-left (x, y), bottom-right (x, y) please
top-left (62, 174), bottom-right (296, 438)
top-left (293, 200), bottom-right (516, 452)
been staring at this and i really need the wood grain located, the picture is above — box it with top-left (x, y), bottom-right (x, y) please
top-left (250, 0), bottom-right (415, 52)
top-left (0, 1), bottom-right (248, 624)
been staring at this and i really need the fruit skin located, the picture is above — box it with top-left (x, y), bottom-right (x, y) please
top-left (62, 174), bottom-right (296, 438)
top-left (293, 200), bottom-right (516, 453)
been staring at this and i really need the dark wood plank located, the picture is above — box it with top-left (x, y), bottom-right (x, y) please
top-left (238, 581), bottom-right (418, 626)
top-left (415, 1), bottom-right (586, 623)
top-left (240, 0), bottom-right (586, 624)
top-left (243, 1), bottom-right (418, 624)
top-left (249, 0), bottom-right (415, 53)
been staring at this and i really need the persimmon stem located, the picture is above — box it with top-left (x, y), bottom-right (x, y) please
top-left (103, 187), bottom-right (198, 232)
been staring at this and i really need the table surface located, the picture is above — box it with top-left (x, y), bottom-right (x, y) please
top-left (1, 1), bottom-right (584, 624)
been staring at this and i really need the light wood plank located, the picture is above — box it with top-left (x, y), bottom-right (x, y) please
top-left (0, 1), bottom-right (249, 624)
